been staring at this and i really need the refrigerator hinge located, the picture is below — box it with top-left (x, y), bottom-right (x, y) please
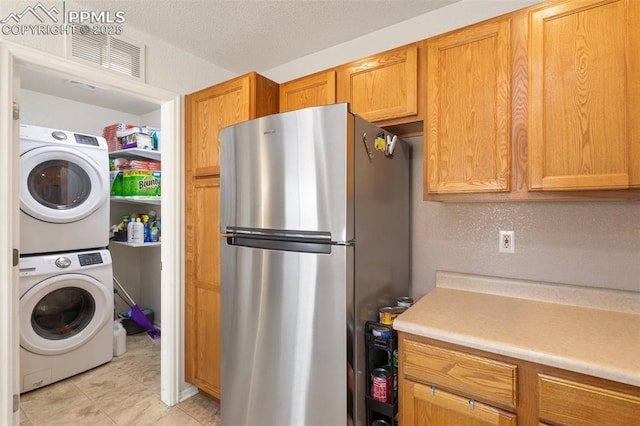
top-left (13, 102), bottom-right (19, 120)
top-left (13, 394), bottom-right (19, 412)
top-left (13, 248), bottom-right (19, 266)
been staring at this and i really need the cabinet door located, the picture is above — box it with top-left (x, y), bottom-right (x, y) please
top-left (529, 0), bottom-right (640, 190)
top-left (184, 73), bottom-right (277, 399)
top-left (425, 19), bottom-right (511, 194)
top-left (401, 380), bottom-right (516, 426)
top-left (185, 177), bottom-right (221, 398)
top-left (186, 76), bottom-right (252, 177)
top-left (337, 44), bottom-right (418, 122)
top-left (538, 374), bottom-right (640, 426)
top-left (279, 71), bottom-right (336, 112)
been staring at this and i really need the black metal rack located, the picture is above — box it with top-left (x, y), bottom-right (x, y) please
top-left (365, 321), bottom-right (398, 426)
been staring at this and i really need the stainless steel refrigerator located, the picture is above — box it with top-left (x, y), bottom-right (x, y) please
top-left (220, 103), bottom-right (409, 426)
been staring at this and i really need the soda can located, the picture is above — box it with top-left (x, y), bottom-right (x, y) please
top-left (379, 306), bottom-right (406, 325)
top-left (371, 367), bottom-right (391, 403)
top-left (397, 296), bottom-right (414, 308)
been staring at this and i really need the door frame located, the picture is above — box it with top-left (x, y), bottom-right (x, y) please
top-left (0, 40), bottom-right (186, 425)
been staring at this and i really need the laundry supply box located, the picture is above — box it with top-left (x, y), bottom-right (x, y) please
top-left (110, 170), bottom-right (124, 196)
top-left (123, 170), bottom-right (161, 197)
top-left (103, 123), bottom-right (138, 152)
top-left (110, 158), bottom-right (162, 197)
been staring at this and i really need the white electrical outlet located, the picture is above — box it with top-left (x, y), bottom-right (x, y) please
top-left (499, 230), bottom-right (515, 253)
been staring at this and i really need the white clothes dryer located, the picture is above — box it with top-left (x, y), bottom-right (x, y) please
top-left (20, 124), bottom-right (110, 254)
top-left (19, 249), bottom-right (113, 393)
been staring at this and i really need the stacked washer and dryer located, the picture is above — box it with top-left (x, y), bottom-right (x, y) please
top-left (18, 124), bottom-right (114, 393)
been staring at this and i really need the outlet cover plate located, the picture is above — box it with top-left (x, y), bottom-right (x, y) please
top-left (499, 230), bottom-right (515, 253)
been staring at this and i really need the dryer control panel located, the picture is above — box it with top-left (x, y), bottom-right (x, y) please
top-left (78, 252), bottom-right (105, 266)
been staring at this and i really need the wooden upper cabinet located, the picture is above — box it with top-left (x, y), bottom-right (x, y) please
top-left (528, 0), bottom-right (640, 191)
top-left (424, 19), bottom-right (511, 195)
top-left (186, 72), bottom-right (279, 177)
top-left (279, 71), bottom-right (336, 112)
top-left (336, 44), bottom-right (419, 123)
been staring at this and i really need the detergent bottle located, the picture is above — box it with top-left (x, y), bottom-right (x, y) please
top-left (113, 320), bottom-right (126, 356)
top-left (126, 218), bottom-right (134, 243)
top-left (130, 218), bottom-right (144, 244)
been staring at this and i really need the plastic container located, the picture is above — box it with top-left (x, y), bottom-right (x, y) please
top-left (113, 320), bottom-right (127, 356)
top-left (128, 218), bottom-right (144, 244)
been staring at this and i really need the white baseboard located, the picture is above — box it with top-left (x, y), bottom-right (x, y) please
top-left (179, 383), bottom-right (199, 402)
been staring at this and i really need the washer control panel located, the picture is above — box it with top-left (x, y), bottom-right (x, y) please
top-left (78, 252), bottom-right (104, 266)
top-left (73, 133), bottom-right (100, 146)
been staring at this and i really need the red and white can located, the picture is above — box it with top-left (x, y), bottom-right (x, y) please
top-left (371, 367), bottom-right (392, 403)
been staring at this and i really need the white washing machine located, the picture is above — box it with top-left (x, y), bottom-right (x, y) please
top-left (19, 249), bottom-right (113, 393)
top-left (20, 124), bottom-right (110, 254)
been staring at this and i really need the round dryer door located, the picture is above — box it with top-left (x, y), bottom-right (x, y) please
top-left (20, 146), bottom-right (106, 223)
top-left (20, 273), bottom-right (112, 355)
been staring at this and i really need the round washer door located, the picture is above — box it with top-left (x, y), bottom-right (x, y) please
top-left (20, 273), bottom-right (112, 355)
top-left (20, 146), bottom-right (106, 223)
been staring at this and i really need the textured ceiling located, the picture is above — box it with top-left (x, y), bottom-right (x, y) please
top-left (76, 0), bottom-right (458, 74)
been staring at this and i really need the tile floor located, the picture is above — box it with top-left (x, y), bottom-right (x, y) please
top-left (19, 334), bottom-right (221, 426)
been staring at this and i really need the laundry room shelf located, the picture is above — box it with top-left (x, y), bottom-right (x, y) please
top-left (111, 196), bottom-right (161, 205)
top-left (109, 148), bottom-right (161, 162)
top-left (110, 241), bottom-right (161, 248)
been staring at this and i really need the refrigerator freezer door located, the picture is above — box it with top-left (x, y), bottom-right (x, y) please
top-left (220, 103), bottom-right (352, 243)
top-left (221, 242), bottom-right (350, 426)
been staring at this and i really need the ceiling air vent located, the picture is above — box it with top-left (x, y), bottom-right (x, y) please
top-left (66, 26), bottom-right (145, 81)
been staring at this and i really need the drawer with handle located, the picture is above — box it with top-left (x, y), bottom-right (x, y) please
top-left (403, 339), bottom-right (517, 409)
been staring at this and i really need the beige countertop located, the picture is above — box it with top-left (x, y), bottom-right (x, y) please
top-left (393, 271), bottom-right (640, 387)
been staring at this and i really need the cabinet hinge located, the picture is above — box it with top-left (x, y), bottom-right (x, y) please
top-left (13, 248), bottom-right (19, 266)
top-left (12, 102), bottom-right (19, 120)
top-left (13, 394), bottom-right (19, 412)
top-left (469, 399), bottom-right (475, 410)
top-left (430, 386), bottom-right (436, 397)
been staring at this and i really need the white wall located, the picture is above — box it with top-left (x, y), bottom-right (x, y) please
top-left (20, 89), bottom-right (141, 135)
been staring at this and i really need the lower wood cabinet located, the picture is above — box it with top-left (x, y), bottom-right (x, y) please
top-left (401, 381), bottom-right (516, 426)
top-left (399, 333), bottom-right (640, 426)
top-left (184, 176), bottom-right (221, 398)
top-left (538, 374), bottom-right (640, 426)
top-left (403, 339), bottom-right (517, 409)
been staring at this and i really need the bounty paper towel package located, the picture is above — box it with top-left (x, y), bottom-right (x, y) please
top-left (123, 170), bottom-right (161, 197)
top-left (110, 171), bottom-right (124, 196)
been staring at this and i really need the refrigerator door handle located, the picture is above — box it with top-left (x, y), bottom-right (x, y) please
top-left (226, 235), bottom-right (332, 254)
top-left (226, 226), bottom-right (332, 242)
